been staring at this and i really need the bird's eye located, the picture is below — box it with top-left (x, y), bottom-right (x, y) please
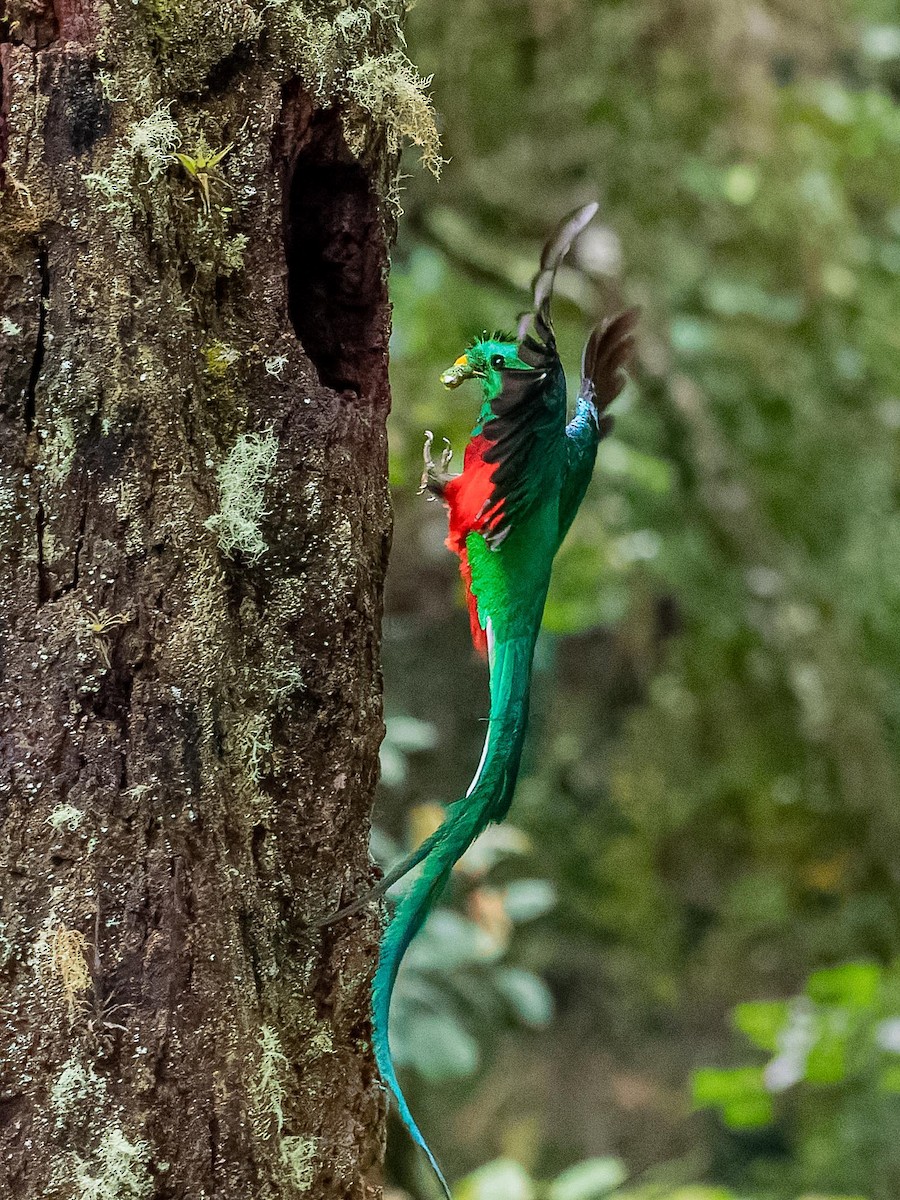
top-left (490, 354), bottom-right (505, 370)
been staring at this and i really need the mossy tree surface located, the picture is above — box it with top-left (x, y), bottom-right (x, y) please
top-left (0, 0), bottom-right (436, 1195)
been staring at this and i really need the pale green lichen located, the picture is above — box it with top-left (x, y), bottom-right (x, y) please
top-left (204, 340), bottom-right (241, 377)
top-left (1, 317), bottom-right (22, 336)
top-left (280, 1136), bottom-right (317, 1192)
top-left (309, 1028), bottom-right (333, 1055)
top-left (43, 416), bottom-right (78, 488)
top-left (96, 71), bottom-right (126, 104)
top-left (204, 430), bottom-right (278, 562)
top-left (179, 219), bottom-right (249, 283)
top-left (84, 103), bottom-right (180, 232)
top-left (123, 783), bottom-right (155, 800)
top-left (271, 662), bottom-right (305, 708)
top-left (252, 1024), bottom-right (289, 1138)
top-left (51, 1057), bottom-right (102, 1124)
top-left (345, 52), bottom-right (443, 175)
top-left (218, 231), bottom-right (249, 273)
top-left (143, 0), bottom-right (264, 80)
top-left (46, 804), bottom-right (84, 833)
top-left (267, 2), bottom-right (442, 177)
top-left (265, 354), bottom-right (288, 378)
top-left (71, 1127), bottom-right (152, 1200)
top-left (126, 104), bottom-right (180, 181)
top-left (238, 713), bottom-right (273, 783)
top-left (49, 1056), bottom-right (153, 1196)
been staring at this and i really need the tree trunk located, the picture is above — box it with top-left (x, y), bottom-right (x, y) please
top-left (0, 1), bottom-right (430, 1194)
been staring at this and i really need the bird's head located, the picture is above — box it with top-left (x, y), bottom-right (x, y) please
top-left (439, 335), bottom-right (525, 393)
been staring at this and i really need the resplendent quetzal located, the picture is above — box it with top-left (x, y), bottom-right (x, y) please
top-left (322, 204), bottom-right (637, 1197)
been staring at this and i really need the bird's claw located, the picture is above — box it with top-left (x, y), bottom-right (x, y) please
top-left (419, 430), bottom-right (455, 498)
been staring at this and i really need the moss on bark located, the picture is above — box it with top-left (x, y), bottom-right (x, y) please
top-left (0, 0), bottom-right (437, 1195)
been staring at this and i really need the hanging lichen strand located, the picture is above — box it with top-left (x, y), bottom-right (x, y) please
top-left (0, 0), bottom-right (439, 1196)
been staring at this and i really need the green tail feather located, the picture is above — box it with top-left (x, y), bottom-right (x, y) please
top-left (372, 633), bottom-right (535, 1197)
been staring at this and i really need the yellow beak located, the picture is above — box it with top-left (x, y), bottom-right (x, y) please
top-left (440, 354), bottom-right (474, 389)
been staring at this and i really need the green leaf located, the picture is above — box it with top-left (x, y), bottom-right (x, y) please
top-left (502, 879), bottom-right (557, 922)
top-left (405, 911), bottom-right (498, 970)
top-left (612, 1187), bottom-right (735, 1200)
top-left (733, 1001), bottom-right (790, 1052)
top-left (495, 968), bottom-right (554, 1027)
top-left (805, 1037), bottom-right (847, 1084)
top-left (454, 1159), bottom-right (534, 1200)
top-left (692, 1066), bottom-right (767, 1108)
top-left (400, 1011), bottom-right (480, 1080)
top-left (547, 1157), bottom-right (627, 1200)
top-left (805, 963), bottom-right (882, 1008)
top-left (720, 1093), bottom-right (775, 1128)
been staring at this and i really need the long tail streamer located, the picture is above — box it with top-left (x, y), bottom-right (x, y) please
top-left (371, 633), bottom-right (534, 1197)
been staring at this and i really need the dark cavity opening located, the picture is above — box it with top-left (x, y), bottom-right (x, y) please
top-left (284, 107), bottom-right (387, 397)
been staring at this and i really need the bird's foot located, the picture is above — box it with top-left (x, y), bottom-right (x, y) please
top-left (418, 430), bottom-right (455, 498)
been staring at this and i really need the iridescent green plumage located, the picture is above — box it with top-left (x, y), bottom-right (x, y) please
top-left (320, 205), bottom-right (637, 1197)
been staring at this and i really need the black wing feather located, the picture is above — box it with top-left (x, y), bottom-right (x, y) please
top-left (518, 201), bottom-right (599, 358)
top-left (479, 204), bottom-right (600, 547)
top-left (579, 307), bottom-right (639, 413)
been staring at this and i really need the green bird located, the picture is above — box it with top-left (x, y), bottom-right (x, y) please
top-left (322, 204), bottom-right (637, 1197)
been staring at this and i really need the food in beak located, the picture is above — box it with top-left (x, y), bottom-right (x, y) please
top-left (440, 355), bottom-right (472, 388)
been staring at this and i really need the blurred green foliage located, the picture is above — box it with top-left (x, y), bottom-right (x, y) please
top-left (380, 0), bottom-right (900, 1197)
top-left (453, 1154), bottom-right (865, 1200)
top-left (693, 962), bottom-right (900, 1196)
top-left (455, 1155), bottom-right (626, 1200)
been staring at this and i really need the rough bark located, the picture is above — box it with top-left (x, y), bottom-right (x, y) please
top-left (0, 0), bottom-right (428, 1195)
